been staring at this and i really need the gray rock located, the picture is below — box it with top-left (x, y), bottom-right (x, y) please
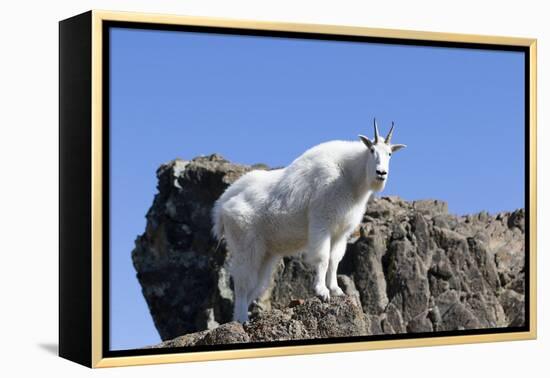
top-left (337, 275), bottom-right (363, 308)
top-left (346, 233), bottom-right (389, 315)
top-left (150, 322), bottom-right (249, 348)
top-left (196, 322), bottom-right (250, 345)
top-left (133, 155), bottom-right (526, 344)
top-left (384, 237), bottom-right (431, 325)
top-left (499, 289), bottom-right (525, 327)
top-left (270, 256), bottom-right (317, 309)
top-left (407, 312), bottom-right (434, 333)
top-left (384, 302), bottom-right (406, 334)
top-left (412, 199), bottom-right (448, 216)
top-left (507, 209), bottom-right (525, 232)
top-left (152, 296), bottom-right (368, 346)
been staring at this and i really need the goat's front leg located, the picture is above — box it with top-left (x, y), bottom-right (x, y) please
top-left (326, 236), bottom-right (347, 296)
top-left (307, 228), bottom-right (331, 301)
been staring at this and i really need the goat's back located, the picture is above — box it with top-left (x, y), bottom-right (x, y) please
top-left (212, 140), bottom-right (365, 243)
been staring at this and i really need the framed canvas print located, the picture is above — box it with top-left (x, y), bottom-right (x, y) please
top-left (59, 10), bottom-right (537, 368)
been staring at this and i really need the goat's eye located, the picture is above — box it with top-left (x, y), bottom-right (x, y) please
top-left (389, 153), bottom-right (392, 157)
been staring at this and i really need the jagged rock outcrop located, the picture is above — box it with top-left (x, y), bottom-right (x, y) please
top-left (149, 296), bottom-right (368, 348)
top-left (131, 154), bottom-right (525, 344)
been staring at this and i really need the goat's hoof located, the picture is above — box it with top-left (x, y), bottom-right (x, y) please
top-left (329, 286), bottom-right (345, 297)
top-left (314, 286), bottom-right (331, 302)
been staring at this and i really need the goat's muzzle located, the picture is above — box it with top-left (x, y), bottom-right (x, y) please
top-left (376, 169), bottom-right (387, 181)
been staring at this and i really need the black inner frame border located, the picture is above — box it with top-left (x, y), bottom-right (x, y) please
top-left (102, 20), bottom-right (531, 358)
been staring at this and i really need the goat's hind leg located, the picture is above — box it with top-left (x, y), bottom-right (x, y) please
top-left (231, 240), bottom-right (265, 323)
top-left (233, 279), bottom-right (250, 324)
top-left (225, 237), bottom-right (251, 323)
top-left (247, 254), bottom-right (280, 306)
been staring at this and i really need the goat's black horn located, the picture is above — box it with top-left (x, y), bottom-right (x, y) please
top-left (373, 118), bottom-right (380, 144)
top-left (385, 122), bottom-right (395, 144)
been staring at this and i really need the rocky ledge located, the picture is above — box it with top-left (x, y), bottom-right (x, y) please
top-left (149, 296), bottom-right (367, 348)
top-left (132, 154), bottom-right (525, 346)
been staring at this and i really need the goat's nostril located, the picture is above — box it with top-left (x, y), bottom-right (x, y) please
top-left (376, 170), bottom-right (387, 176)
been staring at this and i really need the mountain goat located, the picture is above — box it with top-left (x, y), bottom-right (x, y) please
top-left (212, 120), bottom-right (406, 322)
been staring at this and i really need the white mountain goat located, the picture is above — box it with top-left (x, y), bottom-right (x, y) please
top-left (212, 120), bottom-right (406, 322)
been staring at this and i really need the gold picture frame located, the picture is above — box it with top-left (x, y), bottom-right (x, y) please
top-left (59, 9), bottom-right (537, 368)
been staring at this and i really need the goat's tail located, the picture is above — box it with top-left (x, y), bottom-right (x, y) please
top-left (211, 199), bottom-right (225, 241)
top-left (212, 179), bottom-right (245, 244)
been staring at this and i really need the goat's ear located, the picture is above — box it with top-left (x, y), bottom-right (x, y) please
top-left (359, 135), bottom-right (373, 149)
top-left (391, 144), bottom-right (407, 152)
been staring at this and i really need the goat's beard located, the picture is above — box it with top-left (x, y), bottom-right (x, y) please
top-left (371, 178), bottom-right (387, 192)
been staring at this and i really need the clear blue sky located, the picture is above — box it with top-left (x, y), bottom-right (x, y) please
top-left (109, 27), bottom-right (525, 350)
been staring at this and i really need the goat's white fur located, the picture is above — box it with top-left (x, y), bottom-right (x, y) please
top-left (212, 128), bottom-right (405, 323)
